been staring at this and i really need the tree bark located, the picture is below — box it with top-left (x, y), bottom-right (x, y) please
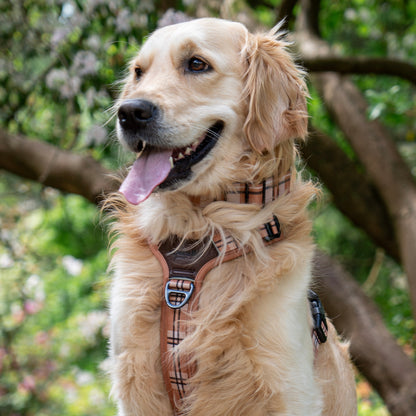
top-left (312, 70), bottom-right (416, 325)
top-left (302, 56), bottom-right (416, 86)
top-left (300, 126), bottom-right (399, 261)
top-left (0, 128), bottom-right (116, 204)
top-left (314, 251), bottom-right (416, 416)
top-left (276, 0), bottom-right (299, 29)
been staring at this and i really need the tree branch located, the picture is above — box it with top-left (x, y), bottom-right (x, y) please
top-left (302, 55), bottom-right (416, 86)
top-left (296, 0), bottom-right (321, 36)
top-left (0, 128), bottom-right (117, 204)
top-left (314, 251), bottom-right (416, 416)
top-left (300, 126), bottom-right (399, 261)
top-left (275, 0), bottom-right (299, 29)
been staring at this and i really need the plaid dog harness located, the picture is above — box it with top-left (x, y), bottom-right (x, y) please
top-left (150, 172), bottom-right (327, 414)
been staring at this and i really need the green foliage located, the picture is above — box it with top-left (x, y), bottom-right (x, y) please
top-left (318, 0), bottom-right (416, 145)
top-left (0, 175), bottom-right (114, 415)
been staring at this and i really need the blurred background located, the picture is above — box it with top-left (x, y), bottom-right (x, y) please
top-left (0, 0), bottom-right (415, 415)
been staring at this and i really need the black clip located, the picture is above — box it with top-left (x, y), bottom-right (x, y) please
top-left (308, 290), bottom-right (328, 344)
top-left (263, 215), bottom-right (281, 242)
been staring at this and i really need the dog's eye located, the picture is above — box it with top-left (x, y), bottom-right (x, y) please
top-left (187, 57), bottom-right (210, 73)
top-left (135, 66), bottom-right (143, 80)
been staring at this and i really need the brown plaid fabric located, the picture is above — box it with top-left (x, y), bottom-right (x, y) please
top-left (166, 302), bottom-right (190, 400)
top-left (190, 171), bottom-right (292, 208)
top-left (155, 172), bottom-right (297, 414)
top-left (225, 172), bottom-right (292, 206)
top-left (161, 284), bottom-right (192, 408)
top-left (212, 231), bottom-right (241, 257)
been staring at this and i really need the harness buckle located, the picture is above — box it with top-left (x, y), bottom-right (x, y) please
top-left (263, 215), bottom-right (281, 242)
top-left (308, 290), bottom-right (328, 344)
top-left (165, 278), bottom-right (195, 309)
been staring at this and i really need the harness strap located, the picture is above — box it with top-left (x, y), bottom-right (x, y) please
top-left (150, 234), bottom-right (239, 412)
top-left (151, 217), bottom-right (283, 413)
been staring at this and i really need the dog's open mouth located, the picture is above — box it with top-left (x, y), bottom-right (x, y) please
top-left (120, 121), bottom-right (224, 205)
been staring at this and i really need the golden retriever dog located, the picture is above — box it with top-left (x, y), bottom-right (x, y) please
top-left (107, 18), bottom-right (357, 416)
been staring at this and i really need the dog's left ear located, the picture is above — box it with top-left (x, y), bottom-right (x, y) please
top-left (242, 29), bottom-right (308, 154)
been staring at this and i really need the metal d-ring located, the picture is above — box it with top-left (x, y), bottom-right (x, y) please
top-left (165, 278), bottom-right (195, 309)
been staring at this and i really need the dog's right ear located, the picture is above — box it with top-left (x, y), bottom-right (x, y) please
top-left (242, 30), bottom-right (308, 154)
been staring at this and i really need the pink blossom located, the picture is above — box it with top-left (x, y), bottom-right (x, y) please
top-left (19, 375), bottom-right (36, 393)
top-left (35, 331), bottom-right (50, 345)
top-left (24, 300), bottom-right (43, 315)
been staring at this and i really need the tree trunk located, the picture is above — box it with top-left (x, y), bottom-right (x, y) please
top-left (300, 127), bottom-right (398, 260)
top-left (313, 71), bottom-right (416, 323)
top-left (314, 251), bottom-right (416, 416)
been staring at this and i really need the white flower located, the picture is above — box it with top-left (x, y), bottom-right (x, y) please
top-left (116, 9), bottom-right (131, 33)
top-left (24, 274), bottom-right (45, 302)
top-left (78, 310), bottom-right (108, 343)
top-left (0, 253), bottom-right (13, 268)
top-left (46, 68), bottom-right (68, 89)
top-left (72, 51), bottom-right (99, 77)
top-left (61, 2), bottom-right (75, 20)
top-left (62, 255), bottom-right (83, 276)
top-left (51, 27), bottom-right (71, 47)
top-left (46, 69), bottom-right (81, 99)
top-left (86, 35), bottom-right (101, 50)
top-left (138, 0), bottom-right (155, 13)
top-left (344, 9), bottom-right (357, 21)
top-left (75, 369), bottom-right (94, 386)
top-left (158, 10), bottom-right (191, 28)
top-left (60, 75), bottom-right (81, 99)
top-left (86, 124), bottom-right (108, 146)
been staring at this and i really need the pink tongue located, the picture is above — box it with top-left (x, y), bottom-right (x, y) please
top-left (119, 149), bottom-right (172, 205)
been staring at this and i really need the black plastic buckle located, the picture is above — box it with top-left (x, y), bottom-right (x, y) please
top-left (263, 215), bottom-right (282, 242)
top-left (308, 290), bottom-right (328, 344)
top-left (165, 278), bottom-right (195, 309)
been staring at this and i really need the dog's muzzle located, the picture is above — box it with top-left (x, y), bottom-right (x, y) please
top-left (117, 99), bottom-right (224, 205)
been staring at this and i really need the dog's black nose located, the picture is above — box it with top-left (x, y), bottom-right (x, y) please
top-left (118, 99), bottom-right (158, 130)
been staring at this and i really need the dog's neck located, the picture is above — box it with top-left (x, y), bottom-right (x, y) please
top-left (189, 171), bottom-right (293, 208)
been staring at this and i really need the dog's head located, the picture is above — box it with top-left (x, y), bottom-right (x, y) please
top-left (116, 18), bottom-right (308, 205)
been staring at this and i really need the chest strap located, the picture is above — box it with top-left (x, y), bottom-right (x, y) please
top-left (150, 216), bottom-right (283, 413)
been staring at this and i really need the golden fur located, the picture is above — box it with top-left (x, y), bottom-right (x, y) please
top-left (107, 18), bottom-right (357, 416)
